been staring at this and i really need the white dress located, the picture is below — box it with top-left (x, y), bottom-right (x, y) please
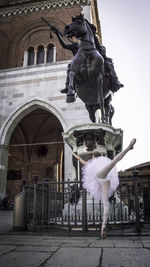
top-left (82, 156), bottom-right (119, 201)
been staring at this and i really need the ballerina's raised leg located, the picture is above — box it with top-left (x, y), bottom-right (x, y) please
top-left (96, 139), bottom-right (136, 179)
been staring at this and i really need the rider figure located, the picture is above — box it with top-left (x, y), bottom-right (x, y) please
top-left (96, 44), bottom-right (123, 92)
top-left (85, 20), bottom-right (124, 92)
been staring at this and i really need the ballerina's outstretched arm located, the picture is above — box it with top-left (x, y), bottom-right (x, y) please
top-left (70, 151), bottom-right (87, 166)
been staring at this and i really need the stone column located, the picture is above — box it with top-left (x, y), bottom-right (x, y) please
top-left (53, 46), bottom-right (56, 62)
top-left (34, 49), bottom-right (37, 65)
top-left (23, 51), bottom-right (28, 67)
top-left (44, 47), bottom-right (47, 64)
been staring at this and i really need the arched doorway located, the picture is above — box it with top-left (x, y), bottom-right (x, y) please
top-left (7, 108), bottom-right (64, 199)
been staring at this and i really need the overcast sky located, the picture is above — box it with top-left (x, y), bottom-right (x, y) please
top-left (97, 0), bottom-right (150, 170)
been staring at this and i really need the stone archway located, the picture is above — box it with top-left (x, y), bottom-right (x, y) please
top-left (0, 98), bottom-right (67, 199)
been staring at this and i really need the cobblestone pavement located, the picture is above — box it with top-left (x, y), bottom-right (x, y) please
top-left (0, 210), bottom-right (150, 267)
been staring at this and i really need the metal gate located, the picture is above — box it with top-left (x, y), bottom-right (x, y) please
top-left (24, 176), bottom-right (150, 235)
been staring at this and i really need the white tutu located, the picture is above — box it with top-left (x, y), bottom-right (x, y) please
top-left (82, 156), bottom-right (119, 201)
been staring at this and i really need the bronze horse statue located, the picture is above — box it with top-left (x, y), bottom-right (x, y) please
top-left (63, 14), bottom-right (106, 123)
top-left (42, 14), bottom-right (122, 125)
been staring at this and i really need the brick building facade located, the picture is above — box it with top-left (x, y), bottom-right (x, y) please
top-left (0, 0), bottom-right (102, 199)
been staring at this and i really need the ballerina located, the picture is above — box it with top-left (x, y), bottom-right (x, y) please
top-left (70, 138), bottom-right (136, 238)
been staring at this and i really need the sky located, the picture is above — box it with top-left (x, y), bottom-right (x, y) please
top-left (97, 0), bottom-right (150, 171)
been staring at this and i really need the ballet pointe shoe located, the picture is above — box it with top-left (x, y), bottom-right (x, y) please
top-left (101, 225), bottom-right (107, 239)
top-left (129, 138), bottom-right (136, 150)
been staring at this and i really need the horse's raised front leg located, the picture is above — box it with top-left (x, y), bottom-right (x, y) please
top-left (66, 70), bottom-right (76, 103)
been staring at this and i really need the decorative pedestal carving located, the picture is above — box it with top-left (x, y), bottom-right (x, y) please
top-left (63, 123), bottom-right (123, 159)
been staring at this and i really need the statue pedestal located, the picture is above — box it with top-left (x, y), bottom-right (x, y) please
top-left (62, 123), bottom-right (123, 223)
top-left (63, 123), bottom-right (123, 159)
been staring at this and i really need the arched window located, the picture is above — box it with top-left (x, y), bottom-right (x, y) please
top-left (47, 44), bottom-right (54, 63)
top-left (37, 45), bottom-right (44, 64)
top-left (27, 47), bottom-right (34, 66)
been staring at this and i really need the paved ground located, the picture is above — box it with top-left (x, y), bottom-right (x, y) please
top-left (0, 210), bottom-right (150, 267)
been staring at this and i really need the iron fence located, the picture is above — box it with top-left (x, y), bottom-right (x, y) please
top-left (24, 177), bottom-right (150, 234)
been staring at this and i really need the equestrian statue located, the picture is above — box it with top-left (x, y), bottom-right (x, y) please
top-left (41, 14), bottom-right (123, 125)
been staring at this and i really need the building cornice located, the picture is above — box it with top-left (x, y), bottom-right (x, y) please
top-left (0, 0), bottom-right (89, 18)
